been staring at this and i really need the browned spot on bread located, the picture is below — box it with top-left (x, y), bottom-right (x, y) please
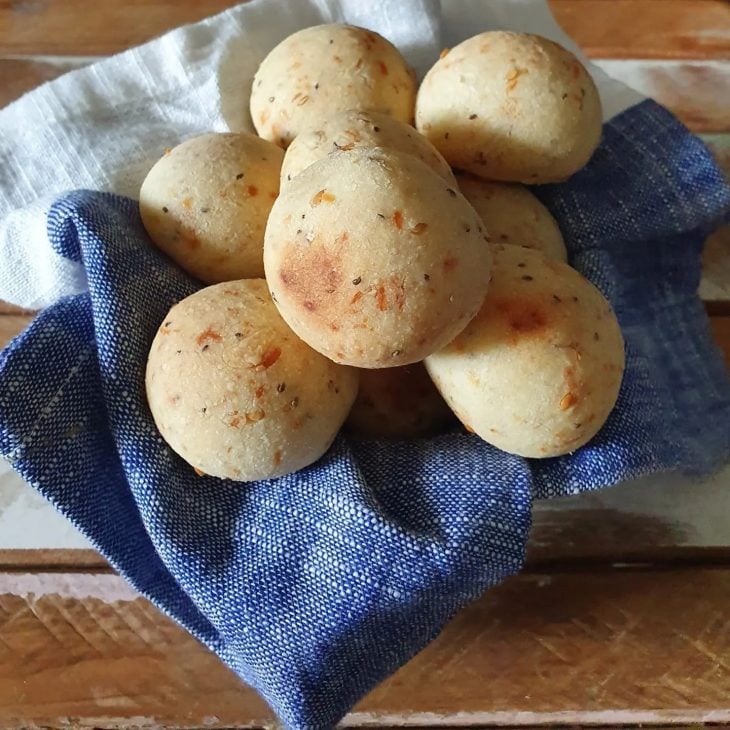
top-left (269, 190), bottom-right (278, 200)
top-left (182, 197), bottom-right (193, 209)
top-left (494, 299), bottom-right (548, 336)
top-left (168, 394), bottom-right (180, 405)
top-left (245, 409), bottom-right (265, 423)
top-left (335, 231), bottom-right (349, 245)
top-left (392, 210), bottom-right (404, 229)
top-left (247, 185), bottom-right (259, 197)
top-left (259, 346), bottom-right (282, 369)
top-left (378, 60), bottom-right (388, 76)
top-left (196, 327), bottom-right (222, 347)
top-left (392, 277), bottom-right (406, 311)
top-left (193, 466), bottom-right (206, 476)
top-left (443, 255), bottom-right (458, 273)
top-left (410, 222), bottom-right (428, 235)
top-left (333, 55), bottom-right (342, 63)
top-left (440, 48), bottom-right (450, 59)
top-left (351, 290), bottom-right (363, 305)
top-left (376, 285), bottom-right (388, 311)
top-left (572, 62), bottom-right (581, 79)
top-left (255, 384), bottom-right (266, 399)
top-left (164, 147), bottom-right (173, 156)
top-left (464, 423), bottom-right (475, 433)
top-left (280, 244), bottom-right (343, 310)
top-left (311, 189), bottom-right (336, 206)
top-left (273, 449), bottom-right (282, 466)
top-left (560, 392), bottom-right (578, 410)
top-left (230, 416), bottom-right (241, 427)
top-left (184, 233), bottom-right (201, 250)
top-left (334, 140), bottom-right (355, 151)
top-left (260, 110), bottom-right (269, 125)
top-left (506, 67), bottom-right (528, 91)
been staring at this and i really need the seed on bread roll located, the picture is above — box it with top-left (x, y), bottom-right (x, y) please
top-left (264, 147), bottom-right (492, 368)
top-left (456, 173), bottom-right (567, 261)
top-left (416, 32), bottom-right (602, 183)
top-left (139, 133), bottom-right (283, 283)
top-left (346, 363), bottom-right (452, 439)
top-left (425, 245), bottom-right (624, 457)
top-left (281, 110), bottom-right (455, 185)
top-left (146, 279), bottom-right (358, 481)
top-left (251, 24), bottom-right (416, 148)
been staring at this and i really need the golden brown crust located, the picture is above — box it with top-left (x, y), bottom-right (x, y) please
top-left (251, 24), bottom-right (416, 148)
top-left (416, 32), bottom-right (602, 183)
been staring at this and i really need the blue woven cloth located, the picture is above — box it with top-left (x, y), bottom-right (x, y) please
top-left (1, 100), bottom-right (729, 729)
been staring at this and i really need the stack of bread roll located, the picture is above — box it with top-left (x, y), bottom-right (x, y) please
top-left (141, 24), bottom-right (625, 482)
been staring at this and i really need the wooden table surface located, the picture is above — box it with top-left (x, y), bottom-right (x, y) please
top-left (0, 1), bottom-right (729, 728)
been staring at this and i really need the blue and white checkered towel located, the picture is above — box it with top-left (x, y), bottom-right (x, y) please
top-left (1, 98), bottom-right (729, 728)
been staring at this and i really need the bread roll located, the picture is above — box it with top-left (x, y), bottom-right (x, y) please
top-left (281, 109), bottom-right (455, 185)
top-left (264, 147), bottom-right (492, 367)
top-left (456, 173), bottom-right (567, 261)
top-left (346, 363), bottom-right (452, 438)
top-left (139, 133), bottom-right (283, 283)
top-left (251, 24), bottom-right (416, 147)
top-left (425, 245), bottom-right (624, 457)
top-left (416, 32), bottom-right (602, 183)
top-left (146, 279), bottom-right (358, 481)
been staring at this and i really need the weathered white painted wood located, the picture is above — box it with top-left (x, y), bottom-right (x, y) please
top-left (0, 459), bottom-right (90, 549)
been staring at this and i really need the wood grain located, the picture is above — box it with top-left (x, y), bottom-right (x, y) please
top-left (0, 0), bottom-right (240, 56)
top-left (0, 0), bottom-right (728, 60)
top-left (0, 549), bottom-right (109, 572)
top-left (550, 0), bottom-right (730, 60)
top-left (0, 57), bottom-right (85, 108)
top-left (594, 59), bottom-right (730, 133)
top-left (2, 569), bottom-right (729, 728)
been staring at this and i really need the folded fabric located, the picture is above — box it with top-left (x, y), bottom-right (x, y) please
top-left (1, 98), bottom-right (729, 729)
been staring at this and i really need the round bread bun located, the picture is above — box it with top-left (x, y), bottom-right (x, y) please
top-left (416, 32), bottom-right (602, 183)
top-left (281, 110), bottom-right (455, 186)
top-left (264, 147), bottom-right (492, 368)
top-left (139, 133), bottom-right (283, 284)
top-left (456, 173), bottom-right (567, 261)
top-left (146, 279), bottom-right (358, 481)
top-left (425, 245), bottom-right (624, 458)
top-left (346, 363), bottom-right (453, 439)
top-left (250, 24), bottom-right (416, 148)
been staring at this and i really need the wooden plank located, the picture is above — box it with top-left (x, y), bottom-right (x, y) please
top-left (0, 1), bottom-right (240, 56)
top-left (0, 549), bottom-right (108, 572)
top-left (550, 0), bottom-right (730, 60)
top-left (0, 302), bottom-right (33, 316)
top-left (0, 0), bottom-right (728, 61)
top-left (3, 468), bottom-right (730, 569)
top-left (0, 314), bottom-right (32, 348)
top-left (593, 59), bottom-right (730, 133)
top-left (701, 134), bottom-right (730, 302)
top-left (1, 569), bottom-right (729, 727)
top-left (0, 57), bottom-right (86, 109)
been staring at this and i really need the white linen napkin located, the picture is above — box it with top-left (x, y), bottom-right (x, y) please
top-left (0, 0), bottom-right (643, 310)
